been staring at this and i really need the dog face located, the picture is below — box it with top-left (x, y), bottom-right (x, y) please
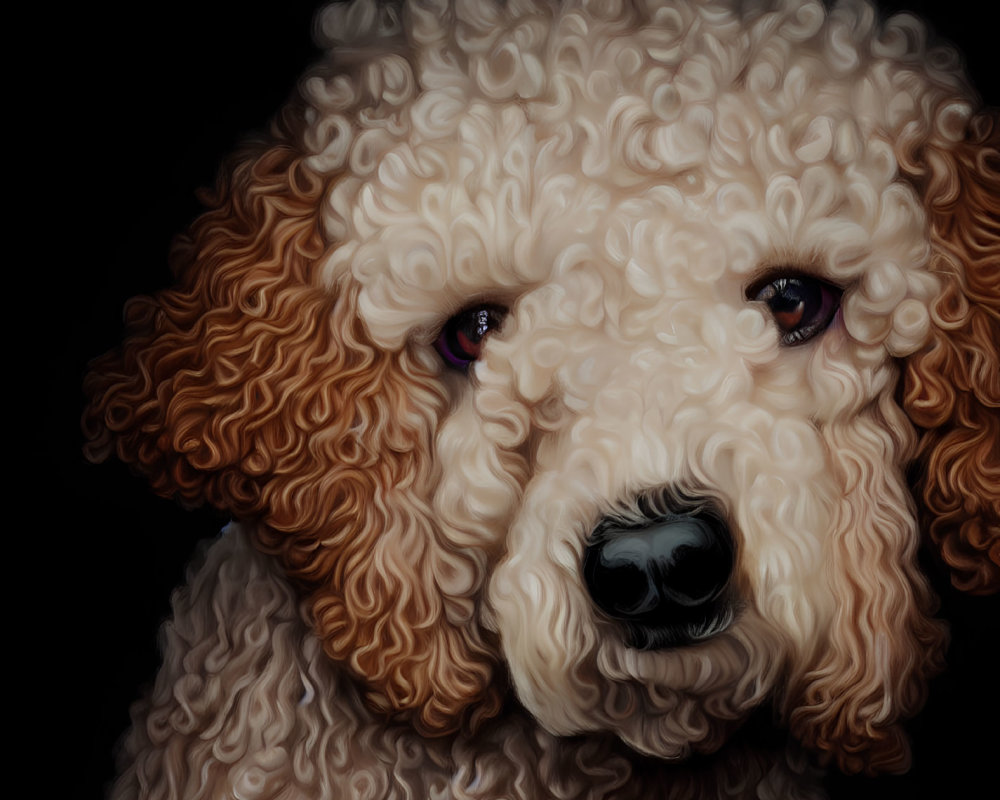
top-left (85, 0), bottom-right (998, 778)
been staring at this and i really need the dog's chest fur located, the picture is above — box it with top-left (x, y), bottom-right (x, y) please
top-left (111, 524), bottom-right (825, 800)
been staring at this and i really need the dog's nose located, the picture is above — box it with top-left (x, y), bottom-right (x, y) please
top-left (583, 510), bottom-right (734, 650)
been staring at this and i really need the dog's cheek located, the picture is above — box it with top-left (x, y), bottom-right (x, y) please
top-left (432, 389), bottom-right (533, 557)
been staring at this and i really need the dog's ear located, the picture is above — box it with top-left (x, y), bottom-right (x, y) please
top-left (84, 127), bottom-right (501, 735)
top-left (900, 108), bottom-right (1000, 596)
top-left (785, 108), bottom-right (999, 774)
top-left (785, 399), bottom-right (948, 775)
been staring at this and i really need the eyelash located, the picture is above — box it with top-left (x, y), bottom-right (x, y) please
top-left (746, 272), bottom-right (843, 346)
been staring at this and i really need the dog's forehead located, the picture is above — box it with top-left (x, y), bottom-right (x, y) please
top-left (309, 0), bottom-right (968, 347)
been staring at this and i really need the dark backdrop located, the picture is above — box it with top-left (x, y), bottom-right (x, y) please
top-left (30, 2), bottom-right (997, 798)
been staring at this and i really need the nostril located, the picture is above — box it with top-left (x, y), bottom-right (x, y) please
top-left (658, 525), bottom-right (733, 608)
top-left (584, 543), bottom-right (658, 619)
top-left (583, 510), bottom-right (734, 648)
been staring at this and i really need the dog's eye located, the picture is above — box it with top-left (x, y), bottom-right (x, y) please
top-left (747, 274), bottom-right (842, 346)
top-left (435, 304), bottom-right (507, 370)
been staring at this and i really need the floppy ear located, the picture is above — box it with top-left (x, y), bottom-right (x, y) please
top-left (84, 125), bottom-right (501, 735)
top-left (785, 400), bottom-right (947, 775)
top-left (901, 108), bottom-right (1000, 596)
top-left (786, 108), bottom-right (999, 775)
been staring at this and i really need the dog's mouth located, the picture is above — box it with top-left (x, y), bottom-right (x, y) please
top-left (583, 495), bottom-right (737, 650)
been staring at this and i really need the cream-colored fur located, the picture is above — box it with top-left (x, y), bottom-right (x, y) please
top-left (88, 1), bottom-right (998, 797)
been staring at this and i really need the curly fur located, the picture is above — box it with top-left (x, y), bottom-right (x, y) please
top-left (85, 1), bottom-right (998, 797)
top-left (901, 112), bottom-right (1000, 594)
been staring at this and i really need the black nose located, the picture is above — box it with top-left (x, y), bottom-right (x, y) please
top-left (583, 509), bottom-right (734, 650)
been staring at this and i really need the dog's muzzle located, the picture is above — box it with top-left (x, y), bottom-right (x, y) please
top-left (583, 506), bottom-right (735, 650)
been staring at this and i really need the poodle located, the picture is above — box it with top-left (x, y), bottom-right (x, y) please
top-left (85, 0), bottom-right (998, 797)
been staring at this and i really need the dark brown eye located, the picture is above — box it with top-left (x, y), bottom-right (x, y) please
top-left (748, 273), bottom-right (842, 346)
top-left (435, 304), bottom-right (507, 370)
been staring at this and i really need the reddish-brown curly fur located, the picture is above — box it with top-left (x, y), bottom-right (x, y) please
top-left (901, 109), bottom-right (1000, 596)
top-left (83, 116), bottom-right (501, 736)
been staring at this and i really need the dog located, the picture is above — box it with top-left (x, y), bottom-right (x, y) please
top-left (85, 0), bottom-right (998, 797)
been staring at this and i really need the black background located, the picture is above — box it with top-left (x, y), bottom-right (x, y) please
top-left (27, 2), bottom-right (997, 797)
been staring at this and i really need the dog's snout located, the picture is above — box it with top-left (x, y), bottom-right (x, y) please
top-left (583, 510), bottom-right (734, 650)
